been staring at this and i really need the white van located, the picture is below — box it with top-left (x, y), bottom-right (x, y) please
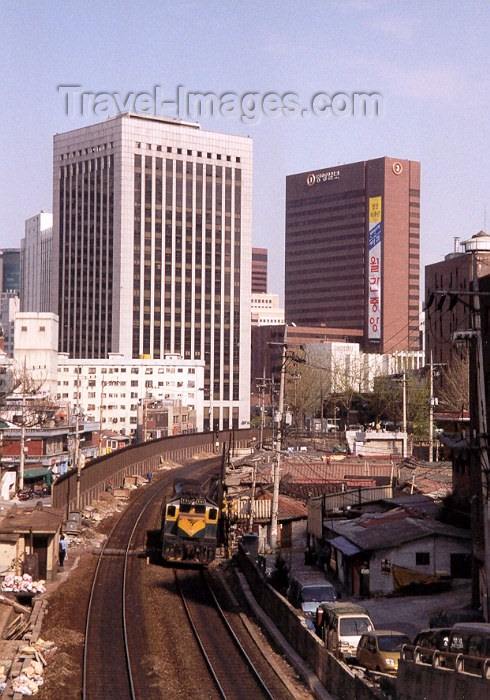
top-left (315, 602), bottom-right (375, 661)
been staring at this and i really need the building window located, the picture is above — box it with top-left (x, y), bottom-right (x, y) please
top-left (416, 552), bottom-right (430, 566)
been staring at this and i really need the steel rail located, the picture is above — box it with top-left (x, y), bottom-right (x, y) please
top-left (82, 500), bottom-right (135, 699)
top-left (83, 459), bottom-right (220, 699)
top-left (174, 570), bottom-right (228, 699)
top-left (82, 482), bottom-right (164, 699)
top-left (175, 569), bottom-right (275, 700)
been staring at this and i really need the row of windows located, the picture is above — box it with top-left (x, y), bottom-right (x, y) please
top-left (134, 142), bottom-right (241, 163)
top-left (60, 142), bottom-right (114, 160)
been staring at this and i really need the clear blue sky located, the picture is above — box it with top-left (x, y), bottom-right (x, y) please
top-left (1, 0), bottom-right (489, 299)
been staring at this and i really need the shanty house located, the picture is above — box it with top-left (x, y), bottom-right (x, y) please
top-left (0, 505), bottom-right (64, 581)
top-left (323, 508), bottom-right (471, 597)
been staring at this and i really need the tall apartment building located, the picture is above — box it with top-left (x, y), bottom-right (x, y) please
top-left (21, 212), bottom-right (53, 312)
top-left (0, 249), bottom-right (20, 294)
top-left (285, 158), bottom-right (420, 354)
top-left (51, 113), bottom-right (252, 430)
top-left (252, 247), bottom-right (267, 293)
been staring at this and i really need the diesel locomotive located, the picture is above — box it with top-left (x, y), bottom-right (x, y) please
top-left (161, 478), bottom-right (219, 565)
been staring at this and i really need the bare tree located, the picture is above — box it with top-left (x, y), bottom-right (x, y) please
top-left (329, 350), bottom-right (367, 426)
top-left (436, 350), bottom-right (469, 416)
top-left (286, 347), bottom-right (332, 428)
top-left (0, 362), bottom-right (54, 428)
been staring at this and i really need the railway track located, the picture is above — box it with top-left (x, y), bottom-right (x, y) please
top-left (82, 458), bottom-right (220, 699)
top-left (174, 568), bottom-right (276, 700)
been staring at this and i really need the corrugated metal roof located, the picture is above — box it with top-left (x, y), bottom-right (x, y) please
top-left (327, 511), bottom-right (471, 552)
top-left (330, 536), bottom-right (361, 557)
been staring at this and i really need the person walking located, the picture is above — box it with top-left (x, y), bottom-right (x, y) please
top-left (59, 534), bottom-right (67, 567)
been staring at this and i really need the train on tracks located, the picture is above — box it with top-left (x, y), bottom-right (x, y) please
top-left (161, 478), bottom-right (219, 565)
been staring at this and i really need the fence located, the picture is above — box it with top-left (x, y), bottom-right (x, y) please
top-left (52, 428), bottom-right (258, 514)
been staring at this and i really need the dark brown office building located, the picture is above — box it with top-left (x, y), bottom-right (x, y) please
top-left (425, 232), bottom-right (490, 367)
top-left (252, 247), bottom-right (268, 293)
top-left (285, 157), bottom-right (420, 353)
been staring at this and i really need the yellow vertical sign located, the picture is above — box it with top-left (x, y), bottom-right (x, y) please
top-left (369, 196), bottom-right (382, 224)
top-left (368, 196), bottom-right (382, 341)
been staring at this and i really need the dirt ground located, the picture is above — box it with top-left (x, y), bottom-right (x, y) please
top-left (38, 503), bottom-right (122, 699)
top-left (35, 489), bottom-right (313, 700)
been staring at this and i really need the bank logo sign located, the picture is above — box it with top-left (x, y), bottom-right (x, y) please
top-left (306, 170), bottom-right (340, 186)
top-left (368, 196), bottom-right (382, 341)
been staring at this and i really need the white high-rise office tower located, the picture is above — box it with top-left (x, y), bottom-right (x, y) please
top-left (21, 211), bottom-right (53, 312)
top-left (52, 113), bottom-right (252, 430)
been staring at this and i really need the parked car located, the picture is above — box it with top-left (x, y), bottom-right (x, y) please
top-left (412, 627), bottom-right (451, 663)
top-left (288, 573), bottom-right (337, 618)
top-left (315, 602), bottom-right (375, 661)
top-left (444, 623), bottom-right (490, 674)
top-left (356, 630), bottom-right (411, 674)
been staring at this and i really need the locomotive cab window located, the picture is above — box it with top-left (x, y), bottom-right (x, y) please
top-left (209, 508), bottom-right (218, 521)
top-left (180, 504), bottom-right (191, 513)
top-left (195, 505), bottom-right (206, 514)
top-left (167, 505), bottom-right (176, 517)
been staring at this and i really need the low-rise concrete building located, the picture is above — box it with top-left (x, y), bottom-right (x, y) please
top-left (2, 313), bottom-right (206, 438)
top-left (0, 504), bottom-right (64, 581)
top-left (323, 508), bottom-right (471, 597)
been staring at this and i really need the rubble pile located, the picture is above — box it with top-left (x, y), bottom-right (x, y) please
top-left (82, 493), bottom-right (123, 522)
top-left (9, 638), bottom-right (54, 696)
top-left (1, 575), bottom-right (46, 595)
top-left (11, 664), bottom-right (44, 696)
top-left (0, 663), bottom-right (7, 693)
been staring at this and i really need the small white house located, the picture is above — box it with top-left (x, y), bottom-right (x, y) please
top-left (324, 509), bottom-right (471, 597)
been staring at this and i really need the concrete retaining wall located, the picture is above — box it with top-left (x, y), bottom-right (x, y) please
top-left (52, 428), bottom-right (258, 512)
top-left (396, 658), bottom-right (487, 700)
top-left (237, 545), bottom-right (383, 700)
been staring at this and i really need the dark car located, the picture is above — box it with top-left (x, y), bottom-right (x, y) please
top-left (412, 628), bottom-right (451, 663)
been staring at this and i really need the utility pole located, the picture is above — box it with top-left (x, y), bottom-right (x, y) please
top-left (472, 254), bottom-right (490, 621)
top-left (402, 370), bottom-right (407, 433)
top-left (249, 462), bottom-right (257, 532)
top-left (75, 407), bottom-right (81, 510)
top-left (18, 359), bottom-right (27, 492)
top-left (99, 380), bottom-right (107, 456)
top-left (142, 394), bottom-right (148, 442)
top-left (75, 367), bottom-right (82, 510)
top-left (428, 353), bottom-right (443, 463)
top-left (256, 371), bottom-right (271, 449)
top-left (269, 330), bottom-right (304, 550)
top-left (270, 342), bottom-right (286, 551)
top-left (429, 351), bottom-right (434, 463)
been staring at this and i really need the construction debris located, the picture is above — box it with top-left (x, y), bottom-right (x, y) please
top-left (0, 596), bottom-right (31, 615)
top-left (1, 575), bottom-right (46, 596)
